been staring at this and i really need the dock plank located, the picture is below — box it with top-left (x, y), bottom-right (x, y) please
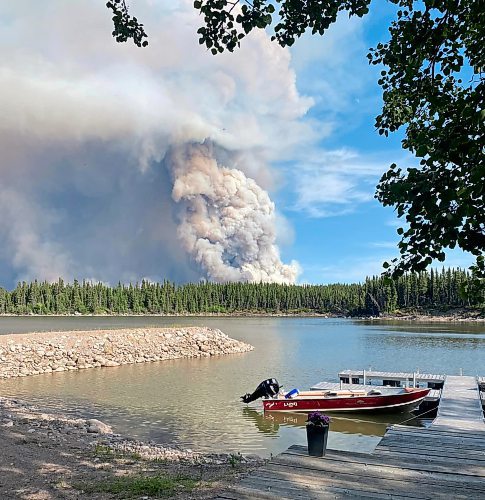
top-left (272, 453), bottom-right (485, 489)
top-left (383, 429), bottom-right (485, 446)
top-left (434, 376), bottom-right (483, 425)
top-left (373, 447), bottom-right (485, 465)
top-left (378, 436), bottom-right (485, 454)
top-left (246, 467), bottom-right (467, 499)
top-left (226, 478), bottom-right (418, 500)
top-left (219, 449), bottom-right (485, 499)
top-left (284, 445), bottom-right (485, 478)
top-left (386, 426), bottom-right (485, 440)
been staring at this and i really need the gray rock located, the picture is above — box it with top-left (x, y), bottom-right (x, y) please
top-left (103, 360), bottom-right (119, 367)
top-left (86, 419), bottom-right (112, 434)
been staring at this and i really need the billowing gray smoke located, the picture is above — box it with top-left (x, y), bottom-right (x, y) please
top-left (169, 143), bottom-right (299, 283)
top-left (0, 0), bottom-right (314, 287)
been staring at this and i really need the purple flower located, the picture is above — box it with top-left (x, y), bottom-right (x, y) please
top-left (306, 411), bottom-right (330, 426)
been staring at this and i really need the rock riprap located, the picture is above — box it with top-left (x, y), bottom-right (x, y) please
top-left (0, 327), bottom-right (253, 379)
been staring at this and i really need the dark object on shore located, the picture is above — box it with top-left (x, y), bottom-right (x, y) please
top-left (306, 411), bottom-right (330, 457)
top-left (306, 423), bottom-right (329, 457)
top-left (241, 379), bottom-right (280, 404)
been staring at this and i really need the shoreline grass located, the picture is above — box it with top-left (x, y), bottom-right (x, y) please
top-left (74, 473), bottom-right (198, 498)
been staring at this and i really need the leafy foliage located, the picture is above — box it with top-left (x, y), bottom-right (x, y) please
top-left (194, 0), bottom-right (371, 52)
top-left (372, 1), bottom-right (484, 281)
top-left (106, 0), bottom-right (148, 47)
top-left (0, 269), bottom-right (482, 317)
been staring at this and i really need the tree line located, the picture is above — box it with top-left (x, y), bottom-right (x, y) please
top-left (0, 268), bottom-right (482, 316)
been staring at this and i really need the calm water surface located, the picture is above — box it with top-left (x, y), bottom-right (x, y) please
top-left (0, 317), bottom-right (484, 457)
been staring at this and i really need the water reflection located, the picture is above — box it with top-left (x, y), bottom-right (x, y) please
top-left (365, 333), bottom-right (485, 350)
top-left (243, 407), bottom-right (419, 437)
top-left (1, 316), bottom-right (484, 457)
top-left (359, 319), bottom-right (485, 335)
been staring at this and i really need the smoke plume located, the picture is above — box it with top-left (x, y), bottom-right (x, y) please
top-left (0, 0), bottom-right (313, 286)
top-left (169, 143), bottom-right (299, 283)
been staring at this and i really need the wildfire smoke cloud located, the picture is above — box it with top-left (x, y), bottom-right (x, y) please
top-left (169, 143), bottom-right (299, 283)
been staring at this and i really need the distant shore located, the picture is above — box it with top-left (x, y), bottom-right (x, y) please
top-left (1, 309), bottom-right (484, 322)
top-left (370, 310), bottom-right (485, 323)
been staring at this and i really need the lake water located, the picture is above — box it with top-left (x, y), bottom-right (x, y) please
top-left (0, 316), bottom-right (484, 457)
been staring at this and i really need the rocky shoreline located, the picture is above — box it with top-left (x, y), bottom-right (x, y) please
top-left (0, 396), bottom-right (264, 499)
top-left (370, 310), bottom-right (485, 323)
top-left (0, 327), bottom-right (253, 379)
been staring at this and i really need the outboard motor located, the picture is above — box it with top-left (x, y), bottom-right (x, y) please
top-left (241, 378), bottom-right (280, 404)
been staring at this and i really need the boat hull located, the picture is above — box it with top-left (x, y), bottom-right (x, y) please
top-left (262, 389), bottom-right (429, 413)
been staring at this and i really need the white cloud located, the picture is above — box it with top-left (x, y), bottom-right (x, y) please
top-left (289, 13), bottom-right (374, 119)
top-left (368, 241), bottom-right (398, 249)
top-left (286, 12), bottom-right (422, 221)
top-left (303, 255), bottom-right (390, 283)
top-left (291, 149), bottom-right (392, 217)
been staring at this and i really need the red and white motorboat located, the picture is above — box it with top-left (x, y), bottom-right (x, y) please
top-left (262, 387), bottom-right (430, 413)
top-left (241, 379), bottom-right (430, 413)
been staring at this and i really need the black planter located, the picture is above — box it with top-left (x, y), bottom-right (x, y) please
top-left (306, 424), bottom-right (329, 457)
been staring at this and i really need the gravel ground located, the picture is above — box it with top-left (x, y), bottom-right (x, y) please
top-left (0, 397), bottom-right (265, 499)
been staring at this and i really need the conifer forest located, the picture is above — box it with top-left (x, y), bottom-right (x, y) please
top-left (0, 268), bottom-right (482, 316)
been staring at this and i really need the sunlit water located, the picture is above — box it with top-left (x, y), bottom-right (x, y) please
top-left (0, 316), bottom-right (484, 457)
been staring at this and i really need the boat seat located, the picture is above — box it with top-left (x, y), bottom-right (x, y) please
top-left (326, 390), bottom-right (366, 397)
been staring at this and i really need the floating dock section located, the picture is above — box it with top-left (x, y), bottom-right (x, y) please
top-left (337, 369), bottom-right (446, 389)
top-left (219, 374), bottom-right (485, 499)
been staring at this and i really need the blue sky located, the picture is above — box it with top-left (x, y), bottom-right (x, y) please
top-left (0, 1), bottom-right (474, 288)
top-left (275, 6), bottom-right (473, 283)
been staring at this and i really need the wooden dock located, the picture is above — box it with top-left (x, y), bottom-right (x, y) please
top-left (218, 376), bottom-right (485, 499)
top-left (433, 375), bottom-right (484, 430)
